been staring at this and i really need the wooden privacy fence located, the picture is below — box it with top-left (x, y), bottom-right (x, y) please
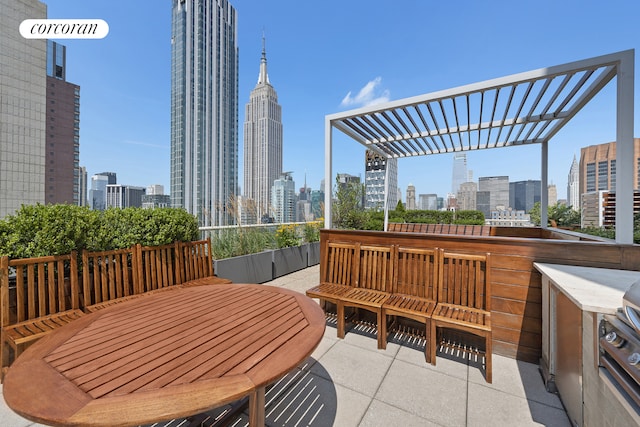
top-left (0, 238), bottom-right (230, 377)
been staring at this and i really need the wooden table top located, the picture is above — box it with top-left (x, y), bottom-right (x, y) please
top-left (3, 284), bottom-right (326, 427)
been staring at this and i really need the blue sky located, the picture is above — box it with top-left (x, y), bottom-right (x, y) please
top-left (43, 0), bottom-right (639, 202)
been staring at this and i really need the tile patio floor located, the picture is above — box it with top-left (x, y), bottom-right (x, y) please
top-left (0, 265), bottom-right (571, 427)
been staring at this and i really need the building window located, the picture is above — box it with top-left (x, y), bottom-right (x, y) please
top-left (586, 163), bottom-right (596, 192)
top-left (598, 161), bottom-right (608, 191)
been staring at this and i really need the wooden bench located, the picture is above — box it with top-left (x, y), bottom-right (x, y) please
top-left (1, 252), bottom-right (84, 377)
top-left (81, 247), bottom-right (141, 312)
top-left (176, 238), bottom-right (232, 286)
top-left (308, 236), bottom-right (494, 382)
top-left (381, 247), bottom-right (438, 361)
top-left (339, 244), bottom-right (395, 349)
top-left (431, 250), bottom-right (492, 382)
top-left (305, 241), bottom-right (357, 316)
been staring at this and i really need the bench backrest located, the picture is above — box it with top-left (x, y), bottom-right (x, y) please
top-left (354, 244), bottom-right (395, 292)
top-left (1, 252), bottom-right (80, 325)
top-left (388, 223), bottom-right (492, 236)
top-left (437, 250), bottom-right (491, 311)
top-left (137, 242), bottom-right (179, 292)
top-left (176, 238), bottom-right (215, 283)
top-left (322, 241), bottom-right (357, 286)
top-left (393, 247), bottom-right (438, 300)
top-left (82, 247), bottom-right (138, 309)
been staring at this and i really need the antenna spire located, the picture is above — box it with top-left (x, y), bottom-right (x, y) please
top-left (257, 29), bottom-right (270, 85)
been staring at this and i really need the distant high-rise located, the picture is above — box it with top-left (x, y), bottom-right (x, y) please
top-left (509, 180), bottom-right (541, 213)
top-left (0, 0), bottom-right (47, 218)
top-left (243, 37), bottom-right (282, 223)
top-left (78, 166), bottom-right (88, 206)
top-left (46, 40), bottom-right (81, 205)
top-left (271, 172), bottom-right (296, 223)
top-left (89, 172), bottom-right (116, 211)
top-left (170, 0), bottom-right (239, 226)
top-left (579, 139), bottom-right (640, 195)
top-left (452, 153), bottom-right (468, 195)
top-left (548, 184), bottom-right (558, 206)
top-left (567, 155), bottom-right (580, 211)
top-left (364, 150), bottom-right (398, 210)
top-left (419, 193), bottom-right (438, 210)
top-left (106, 185), bottom-right (145, 209)
top-left (406, 184), bottom-right (416, 210)
top-left (478, 176), bottom-right (509, 217)
top-left (457, 182), bottom-right (477, 211)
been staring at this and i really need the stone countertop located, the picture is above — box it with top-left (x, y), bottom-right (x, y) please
top-left (534, 262), bottom-right (640, 314)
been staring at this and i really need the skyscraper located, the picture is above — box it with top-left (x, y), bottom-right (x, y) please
top-left (364, 150), bottom-right (398, 210)
top-left (0, 0), bottom-right (47, 218)
top-left (406, 184), bottom-right (416, 210)
top-left (567, 155), bottom-right (580, 211)
top-left (509, 180), bottom-right (541, 213)
top-left (478, 176), bottom-right (509, 217)
top-left (170, 0), bottom-right (239, 226)
top-left (243, 37), bottom-right (282, 223)
top-left (452, 153), bottom-right (468, 195)
top-left (89, 172), bottom-right (116, 211)
top-left (271, 172), bottom-right (296, 223)
top-left (46, 40), bottom-right (81, 205)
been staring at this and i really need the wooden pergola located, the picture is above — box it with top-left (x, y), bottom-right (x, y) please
top-left (324, 50), bottom-right (635, 243)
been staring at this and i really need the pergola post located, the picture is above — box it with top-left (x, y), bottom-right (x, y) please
top-left (541, 141), bottom-right (549, 229)
top-left (324, 118), bottom-right (333, 229)
top-left (383, 160), bottom-right (390, 231)
top-left (615, 50), bottom-right (635, 244)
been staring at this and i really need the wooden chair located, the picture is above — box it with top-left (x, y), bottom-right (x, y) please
top-left (82, 247), bottom-right (140, 312)
top-left (431, 250), bottom-right (492, 382)
top-left (136, 243), bottom-right (181, 293)
top-left (177, 238), bottom-right (232, 285)
top-left (1, 252), bottom-right (84, 376)
top-left (338, 244), bottom-right (394, 348)
top-left (306, 241), bottom-right (358, 325)
top-left (382, 247), bottom-right (438, 361)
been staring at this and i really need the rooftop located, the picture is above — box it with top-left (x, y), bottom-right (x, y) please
top-left (0, 265), bottom-right (570, 427)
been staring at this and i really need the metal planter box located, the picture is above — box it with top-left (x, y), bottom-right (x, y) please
top-left (214, 251), bottom-right (273, 284)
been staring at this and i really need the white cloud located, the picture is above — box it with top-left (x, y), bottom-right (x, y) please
top-left (340, 77), bottom-right (390, 108)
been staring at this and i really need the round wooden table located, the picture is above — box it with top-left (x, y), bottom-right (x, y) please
top-left (3, 284), bottom-right (326, 426)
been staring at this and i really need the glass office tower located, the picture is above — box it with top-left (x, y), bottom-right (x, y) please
top-left (170, 0), bottom-right (239, 226)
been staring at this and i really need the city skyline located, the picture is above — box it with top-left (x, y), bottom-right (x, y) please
top-left (41, 1), bottom-right (639, 204)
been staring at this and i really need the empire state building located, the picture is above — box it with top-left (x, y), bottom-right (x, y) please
top-left (243, 38), bottom-right (283, 222)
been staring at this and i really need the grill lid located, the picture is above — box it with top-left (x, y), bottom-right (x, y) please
top-left (623, 279), bottom-right (640, 335)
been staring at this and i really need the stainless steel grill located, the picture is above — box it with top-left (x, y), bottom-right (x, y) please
top-left (599, 279), bottom-right (640, 412)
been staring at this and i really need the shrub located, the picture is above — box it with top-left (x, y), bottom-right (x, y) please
top-left (276, 224), bottom-right (301, 248)
top-left (303, 221), bottom-right (321, 242)
top-left (0, 204), bottom-right (199, 258)
top-left (210, 227), bottom-right (275, 259)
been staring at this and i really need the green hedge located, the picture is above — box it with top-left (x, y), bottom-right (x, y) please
top-left (361, 209), bottom-right (485, 231)
top-left (0, 204), bottom-right (199, 258)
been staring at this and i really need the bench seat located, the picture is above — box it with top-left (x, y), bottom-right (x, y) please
top-left (3, 309), bottom-right (85, 348)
